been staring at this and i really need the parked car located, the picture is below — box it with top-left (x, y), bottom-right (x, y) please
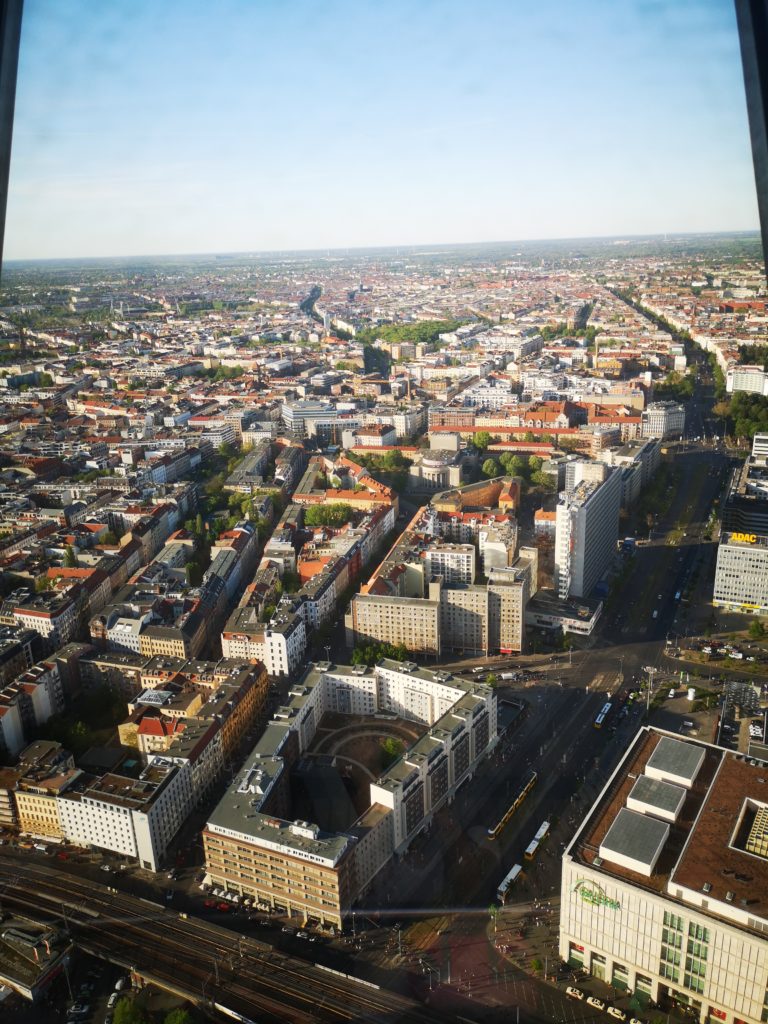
top-left (587, 996), bottom-right (606, 1011)
top-left (566, 986), bottom-right (585, 1000)
top-left (607, 1008), bottom-right (627, 1021)
top-left (107, 993), bottom-right (119, 1009)
top-left (114, 977), bottom-right (128, 992)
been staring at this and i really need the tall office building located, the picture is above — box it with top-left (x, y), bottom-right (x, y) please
top-left (555, 469), bottom-right (621, 599)
top-left (713, 530), bottom-right (768, 614)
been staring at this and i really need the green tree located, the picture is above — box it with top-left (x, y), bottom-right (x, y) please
top-left (114, 999), bottom-right (147, 1024)
top-left (530, 470), bottom-right (555, 490)
top-left (528, 455), bottom-right (543, 473)
top-left (351, 641), bottom-right (408, 665)
top-left (474, 431), bottom-right (493, 451)
top-left (164, 1010), bottom-right (192, 1024)
top-left (749, 619), bottom-right (765, 640)
top-left (482, 457), bottom-right (501, 478)
top-left (185, 561), bottom-right (203, 587)
top-left (35, 575), bottom-right (53, 592)
top-left (380, 737), bottom-right (404, 769)
top-left (63, 545), bottom-right (77, 568)
top-left (304, 503), bottom-right (353, 527)
top-left (485, 672), bottom-right (498, 687)
top-left (531, 957), bottom-right (543, 974)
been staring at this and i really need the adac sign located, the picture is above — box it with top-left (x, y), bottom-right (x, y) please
top-left (573, 879), bottom-right (620, 911)
top-left (731, 532), bottom-right (758, 544)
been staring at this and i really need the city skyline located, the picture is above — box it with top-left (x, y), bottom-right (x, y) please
top-left (3, 0), bottom-right (761, 261)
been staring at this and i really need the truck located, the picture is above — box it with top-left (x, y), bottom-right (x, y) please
top-left (500, 671), bottom-right (517, 681)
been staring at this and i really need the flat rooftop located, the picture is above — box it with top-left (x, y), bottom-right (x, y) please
top-left (207, 759), bottom-right (353, 868)
top-left (567, 728), bottom-right (768, 936)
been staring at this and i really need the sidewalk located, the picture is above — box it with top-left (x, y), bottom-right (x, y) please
top-left (490, 908), bottom-right (697, 1024)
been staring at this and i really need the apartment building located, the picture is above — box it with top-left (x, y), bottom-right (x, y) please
top-left (9, 590), bottom-right (80, 649)
top-left (221, 605), bottom-right (307, 677)
top-left (560, 728), bottom-right (768, 1024)
top-left (555, 469), bottom-right (622, 599)
top-left (58, 758), bottom-right (191, 871)
top-left (347, 486), bottom-right (532, 656)
top-left (203, 660), bottom-right (496, 927)
top-left (423, 543), bottom-right (476, 584)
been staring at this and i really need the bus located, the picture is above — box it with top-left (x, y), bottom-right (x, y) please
top-left (524, 820), bottom-right (550, 861)
top-left (496, 863), bottom-right (523, 903)
top-left (487, 770), bottom-right (537, 840)
top-left (594, 702), bottom-right (612, 729)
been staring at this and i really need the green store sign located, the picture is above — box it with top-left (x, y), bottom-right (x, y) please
top-left (573, 879), bottom-right (621, 911)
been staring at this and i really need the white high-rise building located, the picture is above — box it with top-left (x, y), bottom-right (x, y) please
top-left (712, 531), bottom-right (768, 614)
top-left (555, 468), bottom-right (621, 599)
top-left (641, 402), bottom-right (686, 439)
top-left (752, 433), bottom-right (768, 461)
top-left (726, 364), bottom-right (768, 397)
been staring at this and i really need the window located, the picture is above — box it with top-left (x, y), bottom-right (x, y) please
top-left (659, 963), bottom-right (679, 983)
top-left (683, 974), bottom-right (705, 994)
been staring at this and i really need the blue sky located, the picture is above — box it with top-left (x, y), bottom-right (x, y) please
top-left (4, 0), bottom-right (759, 259)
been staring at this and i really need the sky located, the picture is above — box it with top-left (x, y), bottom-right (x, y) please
top-left (3, 0), bottom-right (760, 260)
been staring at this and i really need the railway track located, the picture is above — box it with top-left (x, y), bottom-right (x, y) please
top-left (0, 859), bottom-right (438, 1023)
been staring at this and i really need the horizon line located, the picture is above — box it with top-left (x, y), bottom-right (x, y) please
top-left (1, 227), bottom-right (762, 267)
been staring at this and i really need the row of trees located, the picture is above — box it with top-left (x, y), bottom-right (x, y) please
top-left (728, 393), bottom-right (768, 440)
top-left (194, 364), bottom-right (245, 381)
top-left (538, 322), bottom-right (602, 344)
top-left (653, 370), bottom-right (694, 401)
top-left (473, 430), bottom-right (554, 451)
top-left (481, 451), bottom-right (555, 490)
top-left (355, 319), bottom-right (465, 347)
top-left (710, 392), bottom-right (768, 441)
top-left (353, 449), bottom-right (413, 492)
top-left (351, 641), bottom-right (409, 665)
top-left (737, 344), bottom-right (768, 370)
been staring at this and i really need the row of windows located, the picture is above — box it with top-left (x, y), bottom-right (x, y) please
top-left (688, 923), bottom-right (709, 943)
top-left (683, 973), bottom-right (705, 995)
